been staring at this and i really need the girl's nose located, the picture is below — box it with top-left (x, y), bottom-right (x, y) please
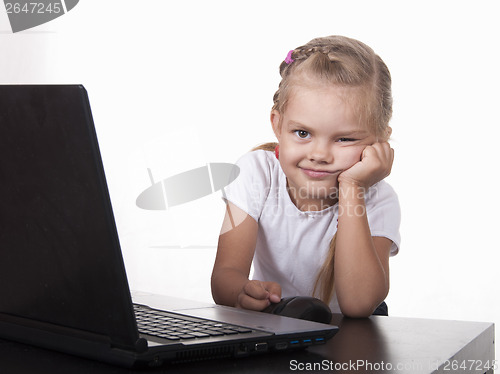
top-left (308, 142), bottom-right (333, 164)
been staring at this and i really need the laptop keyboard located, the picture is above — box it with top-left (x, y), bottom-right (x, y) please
top-left (133, 304), bottom-right (254, 341)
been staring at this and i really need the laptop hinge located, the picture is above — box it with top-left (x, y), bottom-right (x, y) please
top-left (0, 312), bottom-right (113, 348)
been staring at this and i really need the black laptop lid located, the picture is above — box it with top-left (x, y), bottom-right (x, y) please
top-left (0, 85), bottom-right (140, 350)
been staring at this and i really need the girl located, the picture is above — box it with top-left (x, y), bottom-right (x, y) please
top-left (211, 35), bottom-right (401, 318)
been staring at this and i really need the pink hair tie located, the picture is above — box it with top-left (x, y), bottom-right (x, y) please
top-left (285, 50), bottom-right (294, 64)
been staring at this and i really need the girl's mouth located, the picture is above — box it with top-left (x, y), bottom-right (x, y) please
top-left (300, 168), bottom-right (337, 179)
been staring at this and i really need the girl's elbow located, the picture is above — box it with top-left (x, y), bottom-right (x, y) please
top-left (340, 291), bottom-right (389, 318)
top-left (341, 303), bottom-right (375, 318)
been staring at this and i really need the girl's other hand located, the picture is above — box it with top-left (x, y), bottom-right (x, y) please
top-left (338, 141), bottom-right (394, 189)
top-left (236, 280), bottom-right (282, 311)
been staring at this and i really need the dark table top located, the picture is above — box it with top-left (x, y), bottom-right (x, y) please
top-left (0, 314), bottom-right (494, 373)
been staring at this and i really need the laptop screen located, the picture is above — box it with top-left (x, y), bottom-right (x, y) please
top-left (0, 85), bottom-right (140, 349)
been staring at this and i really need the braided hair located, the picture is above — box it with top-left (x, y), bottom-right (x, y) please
top-left (273, 35), bottom-right (392, 140)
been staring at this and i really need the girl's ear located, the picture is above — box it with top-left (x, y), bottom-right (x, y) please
top-left (377, 126), bottom-right (392, 143)
top-left (270, 110), bottom-right (282, 141)
top-left (385, 126), bottom-right (393, 141)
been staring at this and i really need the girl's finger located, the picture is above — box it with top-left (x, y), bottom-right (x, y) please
top-left (237, 292), bottom-right (270, 311)
top-left (243, 281), bottom-right (269, 300)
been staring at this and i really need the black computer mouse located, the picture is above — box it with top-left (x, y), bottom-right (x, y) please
top-left (262, 296), bottom-right (332, 324)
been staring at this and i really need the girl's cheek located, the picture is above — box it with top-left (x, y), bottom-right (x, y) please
top-left (339, 147), bottom-right (364, 166)
top-left (281, 145), bottom-right (299, 160)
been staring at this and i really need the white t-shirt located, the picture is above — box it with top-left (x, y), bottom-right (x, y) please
top-left (223, 150), bottom-right (401, 313)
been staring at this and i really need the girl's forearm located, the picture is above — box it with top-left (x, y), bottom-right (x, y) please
top-left (211, 267), bottom-right (249, 307)
top-left (334, 183), bottom-right (389, 317)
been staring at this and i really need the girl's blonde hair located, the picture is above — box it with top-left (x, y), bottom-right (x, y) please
top-left (254, 35), bottom-right (393, 305)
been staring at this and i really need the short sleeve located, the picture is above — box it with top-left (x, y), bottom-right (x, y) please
top-left (365, 181), bottom-right (401, 255)
top-left (222, 151), bottom-right (275, 222)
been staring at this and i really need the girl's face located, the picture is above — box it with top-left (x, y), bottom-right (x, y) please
top-left (272, 84), bottom-right (377, 211)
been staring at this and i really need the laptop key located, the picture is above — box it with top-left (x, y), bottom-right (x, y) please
top-left (158, 334), bottom-right (181, 341)
top-left (220, 329), bottom-right (238, 335)
top-left (234, 327), bottom-right (253, 333)
top-left (204, 329), bottom-right (224, 336)
top-left (178, 334), bottom-right (196, 339)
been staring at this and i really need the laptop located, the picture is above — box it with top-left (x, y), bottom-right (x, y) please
top-left (0, 85), bottom-right (338, 368)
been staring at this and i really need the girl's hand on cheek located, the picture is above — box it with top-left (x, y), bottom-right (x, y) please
top-left (236, 280), bottom-right (282, 311)
top-left (338, 141), bottom-right (394, 189)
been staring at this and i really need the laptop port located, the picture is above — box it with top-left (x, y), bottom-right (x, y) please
top-left (235, 344), bottom-right (249, 357)
top-left (274, 342), bottom-right (288, 350)
top-left (302, 339), bottom-right (312, 346)
top-left (254, 343), bottom-right (268, 352)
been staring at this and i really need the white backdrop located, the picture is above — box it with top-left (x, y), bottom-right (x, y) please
top-left (1, 0), bottom-right (498, 358)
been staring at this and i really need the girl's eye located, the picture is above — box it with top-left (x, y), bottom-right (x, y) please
top-left (338, 138), bottom-right (357, 143)
top-left (294, 130), bottom-right (310, 139)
